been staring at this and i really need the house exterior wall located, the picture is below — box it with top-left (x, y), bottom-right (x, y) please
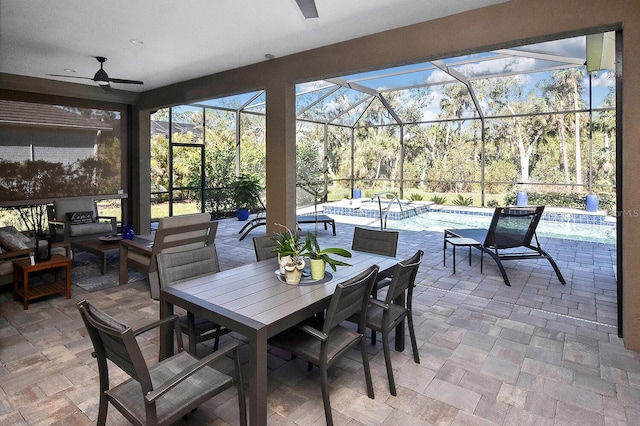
top-left (0, 127), bottom-right (98, 165)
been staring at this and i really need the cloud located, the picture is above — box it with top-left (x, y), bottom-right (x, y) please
top-left (589, 71), bottom-right (615, 88)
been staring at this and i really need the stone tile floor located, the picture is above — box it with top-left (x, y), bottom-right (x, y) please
top-left (1, 215), bottom-right (638, 425)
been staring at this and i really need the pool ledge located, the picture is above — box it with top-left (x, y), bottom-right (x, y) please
top-left (322, 200), bottom-right (613, 226)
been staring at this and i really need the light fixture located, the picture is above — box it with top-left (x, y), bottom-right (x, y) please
top-left (264, 53), bottom-right (275, 60)
top-left (64, 68), bottom-right (76, 73)
top-left (93, 68), bottom-right (110, 85)
top-left (129, 39), bottom-right (144, 45)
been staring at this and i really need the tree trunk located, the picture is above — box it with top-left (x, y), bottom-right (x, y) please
top-left (558, 116), bottom-right (570, 185)
top-left (509, 106), bottom-right (530, 184)
top-left (572, 78), bottom-right (582, 186)
top-left (574, 111), bottom-right (582, 186)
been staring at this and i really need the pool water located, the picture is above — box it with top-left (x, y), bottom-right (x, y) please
top-left (386, 211), bottom-right (616, 245)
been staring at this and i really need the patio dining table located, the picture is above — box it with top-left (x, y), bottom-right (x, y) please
top-left (159, 250), bottom-right (399, 426)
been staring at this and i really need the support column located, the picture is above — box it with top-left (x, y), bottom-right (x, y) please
top-left (265, 80), bottom-right (297, 234)
top-left (130, 108), bottom-right (151, 235)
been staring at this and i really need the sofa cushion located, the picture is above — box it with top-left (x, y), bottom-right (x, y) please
top-left (69, 222), bottom-right (114, 237)
top-left (0, 230), bottom-right (29, 251)
top-left (66, 211), bottom-right (96, 225)
top-left (53, 198), bottom-right (96, 221)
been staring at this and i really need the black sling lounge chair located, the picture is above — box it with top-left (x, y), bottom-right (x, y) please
top-left (444, 206), bottom-right (566, 287)
top-left (238, 213), bottom-right (336, 241)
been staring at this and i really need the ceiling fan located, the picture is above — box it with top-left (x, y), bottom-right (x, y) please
top-left (295, 0), bottom-right (319, 19)
top-left (47, 56), bottom-right (144, 91)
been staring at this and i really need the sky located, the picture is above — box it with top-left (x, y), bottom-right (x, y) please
top-left (175, 33), bottom-right (615, 125)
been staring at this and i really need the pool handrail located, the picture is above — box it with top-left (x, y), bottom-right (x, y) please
top-left (372, 192), bottom-right (403, 230)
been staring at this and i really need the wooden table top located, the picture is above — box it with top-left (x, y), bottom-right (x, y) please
top-left (13, 254), bottom-right (71, 272)
top-left (72, 237), bottom-right (121, 254)
top-left (162, 250), bottom-right (398, 334)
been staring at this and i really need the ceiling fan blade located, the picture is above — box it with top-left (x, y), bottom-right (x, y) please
top-left (46, 74), bottom-right (94, 81)
top-left (295, 0), bottom-right (318, 19)
top-left (48, 57), bottom-right (143, 89)
top-left (108, 78), bottom-right (144, 85)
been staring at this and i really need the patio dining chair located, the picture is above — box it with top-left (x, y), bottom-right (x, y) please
top-left (351, 226), bottom-right (399, 257)
top-left (353, 249), bottom-right (423, 396)
top-left (119, 212), bottom-right (218, 299)
top-left (444, 205), bottom-right (566, 286)
top-left (157, 244), bottom-right (231, 355)
top-left (77, 299), bottom-right (246, 426)
top-left (252, 234), bottom-right (278, 261)
top-left (268, 265), bottom-right (379, 426)
top-left (351, 226), bottom-right (399, 343)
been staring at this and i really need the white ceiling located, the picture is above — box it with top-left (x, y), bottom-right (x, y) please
top-left (0, 0), bottom-right (507, 93)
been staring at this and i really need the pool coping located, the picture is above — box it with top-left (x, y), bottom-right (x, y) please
top-left (321, 200), bottom-right (614, 226)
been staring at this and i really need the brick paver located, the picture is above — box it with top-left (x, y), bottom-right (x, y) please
top-left (1, 215), bottom-right (638, 424)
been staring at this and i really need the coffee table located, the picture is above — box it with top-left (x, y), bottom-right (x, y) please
top-left (72, 237), bottom-right (121, 275)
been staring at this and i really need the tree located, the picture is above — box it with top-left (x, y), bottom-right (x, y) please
top-left (541, 68), bottom-right (586, 187)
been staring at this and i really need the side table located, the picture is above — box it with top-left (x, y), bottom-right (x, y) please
top-left (444, 237), bottom-right (481, 274)
top-left (13, 254), bottom-right (72, 310)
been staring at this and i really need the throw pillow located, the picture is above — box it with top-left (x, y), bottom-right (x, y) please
top-left (66, 211), bottom-right (95, 225)
top-left (0, 230), bottom-right (30, 251)
top-left (0, 226), bottom-right (31, 244)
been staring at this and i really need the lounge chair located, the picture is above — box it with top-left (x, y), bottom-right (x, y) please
top-left (444, 206), bottom-right (565, 287)
top-left (238, 213), bottom-right (336, 241)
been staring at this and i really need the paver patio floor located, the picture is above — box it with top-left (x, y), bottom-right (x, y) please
top-left (1, 216), bottom-right (637, 425)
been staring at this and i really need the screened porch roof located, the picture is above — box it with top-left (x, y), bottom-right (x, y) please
top-left (189, 33), bottom-right (614, 127)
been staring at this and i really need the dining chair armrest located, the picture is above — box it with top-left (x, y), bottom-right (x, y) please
top-left (296, 324), bottom-right (328, 341)
top-left (133, 315), bottom-right (185, 351)
top-left (133, 314), bottom-right (180, 335)
top-left (144, 341), bottom-right (241, 403)
top-left (120, 238), bottom-right (153, 254)
top-left (369, 298), bottom-right (389, 310)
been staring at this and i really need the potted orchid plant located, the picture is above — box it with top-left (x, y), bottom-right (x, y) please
top-left (301, 232), bottom-right (352, 279)
top-left (272, 224), bottom-right (305, 284)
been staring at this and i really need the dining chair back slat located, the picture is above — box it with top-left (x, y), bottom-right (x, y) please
top-left (157, 244), bottom-right (220, 286)
top-left (324, 264), bottom-right (379, 333)
top-left (157, 245), bottom-right (229, 354)
top-left (252, 235), bottom-right (278, 261)
top-left (351, 226), bottom-right (399, 257)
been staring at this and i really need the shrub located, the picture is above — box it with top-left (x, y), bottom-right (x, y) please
top-left (430, 195), bottom-right (447, 204)
top-left (409, 193), bottom-right (424, 201)
top-left (453, 194), bottom-right (473, 206)
top-left (486, 199), bottom-right (500, 207)
top-left (502, 191), bottom-right (615, 213)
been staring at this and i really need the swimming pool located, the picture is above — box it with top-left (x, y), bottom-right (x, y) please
top-left (386, 211), bottom-right (617, 244)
